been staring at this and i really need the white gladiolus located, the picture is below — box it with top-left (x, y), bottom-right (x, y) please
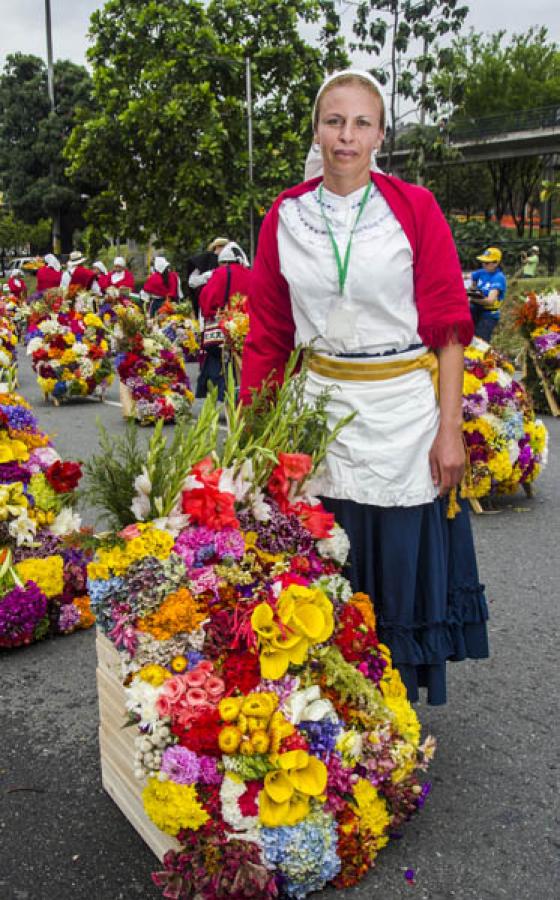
top-left (50, 506), bottom-right (82, 536)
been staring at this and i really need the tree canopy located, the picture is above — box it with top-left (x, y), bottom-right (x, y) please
top-left (0, 53), bottom-right (96, 251)
top-left (65, 0), bottom-right (345, 257)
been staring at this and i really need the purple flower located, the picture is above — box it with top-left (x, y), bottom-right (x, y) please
top-left (57, 603), bottom-right (81, 633)
top-left (214, 528), bottom-right (245, 561)
top-left (0, 581), bottom-right (48, 648)
top-left (161, 746), bottom-right (200, 784)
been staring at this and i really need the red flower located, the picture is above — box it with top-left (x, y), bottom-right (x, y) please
top-left (181, 459), bottom-right (239, 529)
top-left (172, 708), bottom-right (221, 756)
top-left (237, 780), bottom-right (262, 817)
top-left (221, 652), bottom-right (261, 694)
top-left (45, 460), bottom-right (82, 494)
top-left (277, 452), bottom-right (312, 481)
top-left (293, 502), bottom-right (335, 539)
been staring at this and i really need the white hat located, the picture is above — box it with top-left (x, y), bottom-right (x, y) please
top-left (10, 268), bottom-right (22, 277)
top-left (153, 256), bottom-right (169, 274)
top-left (68, 250), bottom-right (87, 266)
top-left (218, 242), bottom-right (249, 267)
top-left (44, 253), bottom-right (61, 271)
top-left (312, 69), bottom-right (387, 131)
top-left (207, 237), bottom-right (230, 253)
top-left (530, 245), bottom-right (540, 253)
top-left (113, 256), bottom-right (126, 268)
top-left (92, 260), bottom-right (108, 275)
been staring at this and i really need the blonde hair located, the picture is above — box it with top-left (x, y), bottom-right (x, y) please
top-left (313, 74), bottom-right (386, 132)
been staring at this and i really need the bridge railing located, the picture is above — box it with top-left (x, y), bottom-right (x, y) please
top-left (450, 106), bottom-right (560, 142)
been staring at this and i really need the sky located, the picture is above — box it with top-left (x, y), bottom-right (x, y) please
top-left (0, 0), bottom-right (558, 75)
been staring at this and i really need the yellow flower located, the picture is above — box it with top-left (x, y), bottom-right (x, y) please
top-left (352, 778), bottom-right (390, 838)
top-left (137, 664), bottom-right (172, 687)
top-left (142, 778), bottom-right (209, 835)
top-left (0, 437), bottom-right (29, 463)
top-left (170, 655), bottom-right (188, 673)
top-left (219, 696), bottom-right (244, 722)
top-left (463, 372), bottom-right (482, 395)
top-left (219, 725), bottom-right (242, 754)
top-left (383, 694), bottom-right (421, 746)
top-left (259, 750), bottom-right (327, 827)
top-left (84, 313), bottom-right (103, 328)
top-left (15, 554), bottom-right (64, 598)
top-left (241, 692), bottom-right (278, 719)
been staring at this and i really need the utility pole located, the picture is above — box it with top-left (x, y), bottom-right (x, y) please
top-left (245, 56), bottom-right (254, 264)
top-left (45, 0), bottom-right (61, 254)
top-left (416, 35), bottom-right (428, 187)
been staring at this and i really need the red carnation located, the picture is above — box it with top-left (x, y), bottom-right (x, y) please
top-left (221, 652), bottom-right (261, 694)
top-left (45, 460), bottom-right (82, 494)
top-left (293, 502), bottom-right (335, 539)
top-left (172, 708), bottom-right (221, 756)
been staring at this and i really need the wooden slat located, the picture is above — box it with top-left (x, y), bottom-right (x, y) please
top-left (96, 629), bottom-right (181, 862)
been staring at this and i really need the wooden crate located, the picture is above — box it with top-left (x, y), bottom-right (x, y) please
top-left (96, 630), bottom-right (181, 861)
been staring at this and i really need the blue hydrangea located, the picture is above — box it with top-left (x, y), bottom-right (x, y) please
top-left (87, 576), bottom-right (126, 631)
top-left (261, 809), bottom-right (340, 898)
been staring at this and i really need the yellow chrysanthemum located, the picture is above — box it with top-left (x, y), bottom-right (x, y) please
top-left (142, 778), bottom-right (209, 835)
top-left (16, 554), bottom-right (64, 598)
top-left (352, 778), bottom-right (390, 839)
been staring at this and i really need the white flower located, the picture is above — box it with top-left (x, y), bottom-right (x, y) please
top-left (134, 466), bottom-right (152, 496)
top-left (285, 685), bottom-right (337, 725)
top-left (220, 774), bottom-right (261, 842)
top-left (181, 473), bottom-right (204, 492)
top-left (131, 493), bottom-right (151, 521)
top-left (316, 523), bottom-right (350, 565)
top-left (80, 358), bottom-right (94, 378)
top-left (73, 342), bottom-right (89, 357)
top-left (26, 337), bottom-right (43, 355)
top-left (219, 460), bottom-right (254, 501)
top-left (251, 488), bottom-right (271, 522)
top-left (50, 506), bottom-right (82, 536)
top-left (8, 510), bottom-right (37, 546)
top-left (151, 511), bottom-right (190, 537)
top-left (125, 679), bottom-right (162, 727)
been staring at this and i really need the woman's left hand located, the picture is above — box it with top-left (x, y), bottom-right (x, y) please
top-left (429, 423), bottom-right (465, 495)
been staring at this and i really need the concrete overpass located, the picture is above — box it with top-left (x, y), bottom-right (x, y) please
top-left (378, 104), bottom-right (560, 169)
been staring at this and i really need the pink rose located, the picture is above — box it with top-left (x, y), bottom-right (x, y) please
top-left (184, 669), bottom-right (207, 689)
top-left (155, 695), bottom-right (173, 717)
top-left (161, 676), bottom-right (186, 704)
top-left (205, 676), bottom-right (225, 700)
top-left (197, 660), bottom-right (214, 675)
top-left (186, 688), bottom-right (208, 707)
top-left (119, 524), bottom-right (141, 539)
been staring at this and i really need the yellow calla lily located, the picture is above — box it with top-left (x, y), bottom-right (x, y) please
top-left (251, 603), bottom-right (280, 640)
top-left (288, 756), bottom-right (328, 797)
top-left (260, 645), bottom-right (291, 680)
top-left (291, 602), bottom-right (326, 640)
top-left (259, 792), bottom-right (292, 828)
top-left (283, 792), bottom-right (310, 826)
top-left (264, 769), bottom-right (294, 804)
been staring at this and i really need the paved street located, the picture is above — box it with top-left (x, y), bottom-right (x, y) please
top-left (1, 352), bottom-right (559, 900)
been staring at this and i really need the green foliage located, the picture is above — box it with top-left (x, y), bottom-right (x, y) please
top-left (350, 0), bottom-right (468, 166)
top-left (81, 420), bottom-right (147, 529)
top-left (0, 53), bottom-right (97, 249)
top-left (65, 0), bottom-right (340, 256)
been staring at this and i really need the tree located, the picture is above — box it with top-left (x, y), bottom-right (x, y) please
top-left (65, 0), bottom-right (341, 258)
top-left (0, 53), bottom-right (97, 251)
top-left (433, 28), bottom-right (560, 235)
top-left (351, 0), bottom-right (468, 169)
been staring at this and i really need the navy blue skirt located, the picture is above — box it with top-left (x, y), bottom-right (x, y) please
top-left (321, 495), bottom-right (489, 705)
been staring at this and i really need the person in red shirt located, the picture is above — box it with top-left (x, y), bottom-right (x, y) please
top-left (7, 269), bottom-right (27, 301)
top-left (141, 256), bottom-right (181, 316)
top-left (36, 254), bottom-right (62, 292)
top-left (197, 241), bottom-right (251, 400)
top-left (61, 251), bottom-right (96, 292)
top-left (108, 256), bottom-right (135, 291)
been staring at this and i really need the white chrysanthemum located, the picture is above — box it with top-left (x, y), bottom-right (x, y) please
top-left (124, 679), bottom-right (162, 727)
top-left (316, 523), bottom-right (350, 565)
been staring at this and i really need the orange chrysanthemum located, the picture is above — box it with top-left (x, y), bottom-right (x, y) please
top-left (137, 587), bottom-right (207, 640)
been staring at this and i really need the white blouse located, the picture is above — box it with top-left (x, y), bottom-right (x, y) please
top-left (277, 183), bottom-right (439, 507)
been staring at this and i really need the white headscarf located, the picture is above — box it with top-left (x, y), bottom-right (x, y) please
top-left (305, 69), bottom-right (387, 181)
top-left (153, 256), bottom-right (169, 274)
top-left (44, 253), bottom-right (61, 271)
top-left (218, 242), bottom-right (249, 268)
top-left (113, 256), bottom-right (126, 268)
top-left (92, 260), bottom-right (108, 276)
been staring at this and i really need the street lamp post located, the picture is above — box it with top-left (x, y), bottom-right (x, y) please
top-left (44, 0), bottom-right (61, 254)
top-left (245, 56), bottom-right (255, 263)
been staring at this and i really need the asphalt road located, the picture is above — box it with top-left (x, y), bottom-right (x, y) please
top-left (1, 353), bottom-right (559, 900)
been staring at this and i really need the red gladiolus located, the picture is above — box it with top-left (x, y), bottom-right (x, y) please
top-left (277, 452), bottom-right (312, 481)
top-left (45, 460), bottom-right (82, 493)
top-left (293, 502), bottom-right (335, 539)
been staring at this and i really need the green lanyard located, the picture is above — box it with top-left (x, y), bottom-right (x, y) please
top-left (318, 181), bottom-right (372, 295)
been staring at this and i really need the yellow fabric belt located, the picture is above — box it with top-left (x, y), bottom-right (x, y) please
top-left (308, 350), bottom-right (439, 397)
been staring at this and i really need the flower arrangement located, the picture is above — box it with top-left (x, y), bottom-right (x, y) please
top-left (0, 313), bottom-right (18, 373)
top-left (114, 313), bottom-right (194, 425)
top-left (462, 338), bottom-right (548, 498)
top-left (26, 306), bottom-right (113, 401)
top-left (217, 292), bottom-right (250, 357)
top-left (0, 388), bottom-right (94, 646)
top-left (516, 291), bottom-right (560, 407)
top-left (87, 360), bottom-right (433, 898)
top-left (156, 302), bottom-right (200, 364)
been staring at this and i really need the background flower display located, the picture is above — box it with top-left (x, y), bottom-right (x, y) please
top-left (156, 302), bottom-right (200, 365)
top-left (26, 303), bottom-right (113, 402)
top-left (0, 313), bottom-right (18, 376)
top-left (86, 361), bottom-right (434, 899)
top-left (0, 387), bottom-right (93, 647)
top-left (462, 338), bottom-right (548, 498)
top-left (216, 292), bottom-right (250, 358)
top-left (114, 325), bottom-right (194, 426)
top-left (517, 290), bottom-right (560, 410)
